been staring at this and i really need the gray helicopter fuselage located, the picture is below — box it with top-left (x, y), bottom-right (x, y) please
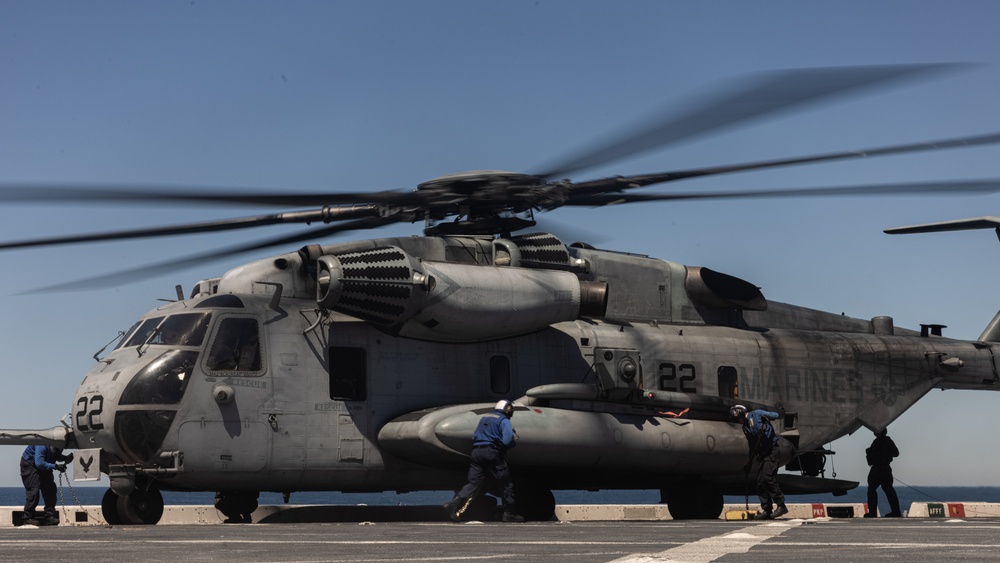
top-left (67, 233), bottom-right (999, 496)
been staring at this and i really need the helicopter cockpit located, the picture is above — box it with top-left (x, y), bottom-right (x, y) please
top-left (78, 299), bottom-right (267, 471)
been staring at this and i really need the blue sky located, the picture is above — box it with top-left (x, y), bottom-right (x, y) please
top-left (2, 1), bottom-right (1000, 491)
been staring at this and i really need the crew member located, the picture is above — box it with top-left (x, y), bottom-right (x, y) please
top-left (20, 444), bottom-right (73, 526)
top-left (731, 405), bottom-right (788, 520)
top-left (864, 428), bottom-right (902, 518)
top-left (443, 400), bottom-right (523, 522)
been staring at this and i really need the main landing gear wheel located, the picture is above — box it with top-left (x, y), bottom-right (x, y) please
top-left (513, 481), bottom-right (555, 521)
top-left (661, 482), bottom-right (723, 520)
top-left (214, 490), bottom-right (260, 523)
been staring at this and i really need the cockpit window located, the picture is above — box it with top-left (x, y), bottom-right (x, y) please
top-left (119, 350), bottom-right (199, 405)
top-left (114, 320), bottom-right (143, 351)
top-left (124, 317), bottom-right (163, 348)
top-left (205, 317), bottom-right (263, 375)
top-left (120, 313), bottom-right (213, 348)
top-left (155, 313), bottom-right (212, 346)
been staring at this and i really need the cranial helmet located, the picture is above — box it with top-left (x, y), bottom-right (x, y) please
top-left (495, 400), bottom-right (514, 418)
top-left (730, 405), bottom-right (747, 420)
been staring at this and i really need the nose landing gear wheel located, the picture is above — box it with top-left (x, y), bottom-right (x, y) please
top-left (100, 488), bottom-right (123, 525)
top-left (116, 481), bottom-right (164, 525)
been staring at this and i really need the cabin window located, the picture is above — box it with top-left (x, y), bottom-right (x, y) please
top-left (717, 365), bottom-right (738, 399)
top-left (490, 355), bottom-right (511, 394)
top-left (205, 317), bottom-right (263, 375)
top-left (329, 346), bottom-right (367, 401)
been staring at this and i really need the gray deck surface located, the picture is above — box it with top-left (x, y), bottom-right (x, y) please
top-left (2, 517), bottom-right (998, 562)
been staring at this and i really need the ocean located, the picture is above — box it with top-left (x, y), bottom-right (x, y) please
top-left (2, 484), bottom-right (998, 510)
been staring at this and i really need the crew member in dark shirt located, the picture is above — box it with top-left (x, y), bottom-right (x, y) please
top-left (20, 445), bottom-right (73, 526)
top-left (443, 400), bottom-right (522, 522)
top-left (864, 428), bottom-right (902, 518)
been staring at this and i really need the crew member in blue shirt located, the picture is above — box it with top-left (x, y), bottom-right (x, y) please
top-left (20, 444), bottom-right (73, 526)
top-left (444, 400), bottom-right (523, 522)
top-left (731, 405), bottom-right (788, 520)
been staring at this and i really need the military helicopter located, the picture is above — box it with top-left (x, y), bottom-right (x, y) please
top-left (3, 64), bottom-right (1000, 524)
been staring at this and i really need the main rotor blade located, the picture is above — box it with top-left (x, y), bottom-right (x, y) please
top-left (24, 214), bottom-right (415, 293)
top-left (569, 132), bottom-right (1000, 194)
top-left (563, 179), bottom-right (1000, 206)
top-left (538, 63), bottom-right (966, 179)
top-left (885, 216), bottom-right (1000, 234)
top-left (0, 185), bottom-right (424, 207)
top-left (0, 205), bottom-right (382, 250)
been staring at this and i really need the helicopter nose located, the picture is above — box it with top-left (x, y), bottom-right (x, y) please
top-left (111, 350), bottom-right (198, 463)
top-left (115, 410), bottom-right (178, 463)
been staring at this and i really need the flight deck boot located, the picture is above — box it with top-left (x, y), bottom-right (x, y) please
top-left (443, 496), bottom-right (466, 522)
top-left (21, 511), bottom-right (42, 526)
top-left (884, 497), bottom-right (902, 517)
top-left (501, 504), bottom-right (524, 523)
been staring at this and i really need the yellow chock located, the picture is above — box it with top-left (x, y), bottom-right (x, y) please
top-left (725, 510), bottom-right (754, 521)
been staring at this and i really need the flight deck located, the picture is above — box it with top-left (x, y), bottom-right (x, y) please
top-left (2, 517), bottom-right (999, 562)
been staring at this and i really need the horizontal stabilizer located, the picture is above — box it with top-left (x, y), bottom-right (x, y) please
top-left (885, 215), bottom-right (1000, 343)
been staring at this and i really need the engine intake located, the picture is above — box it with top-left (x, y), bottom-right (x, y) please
top-left (317, 245), bottom-right (608, 342)
top-left (684, 266), bottom-right (767, 311)
top-left (493, 233), bottom-right (571, 269)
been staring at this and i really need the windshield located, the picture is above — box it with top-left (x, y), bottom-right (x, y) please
top-left (119, 350), bottom-right (199, 405)
top-left (122, 313), bottom-right (213, 348)
top-left (114, 320), bottom-right (143, 351)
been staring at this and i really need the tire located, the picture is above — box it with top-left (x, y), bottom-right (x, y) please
top-left (514, 481), bottom-right (555, 521)
top-left (117, 482), bottom-right (164, 525)
top-left (663, 482), bottom-right (723, 520)
top-left (101, 488), bottom-right (123, 525)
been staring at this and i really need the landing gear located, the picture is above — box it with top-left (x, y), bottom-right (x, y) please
top-left (101, 488), bottom-right (122, 525)
top-left (119, 482), bottom-right (164, 524)
top-left (661, 481), bottom-right (723, 520)
top-left (513, 481), bottom-right (556, 521)
top-left (214, 490), bottom-right (260, 523)
top-left (102, 478), bottom-right (164, 525)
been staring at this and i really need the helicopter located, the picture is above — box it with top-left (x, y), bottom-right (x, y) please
top-left (3, 63), bottom-right (1000, 524)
